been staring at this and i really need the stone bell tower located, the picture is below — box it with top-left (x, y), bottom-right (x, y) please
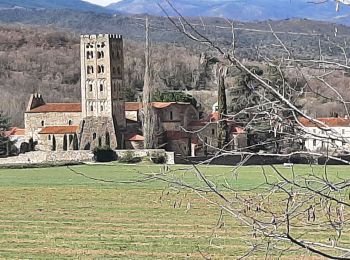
top-left (79, 34), bottom-right (126, 150)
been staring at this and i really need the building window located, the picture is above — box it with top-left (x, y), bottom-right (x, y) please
top-left (117, 66), bottom-right (121, 75)
top-left (90, 105), bottom-right (93, 112)
top-left (98, 65), bottom-right (105, 74)
top-left (89, 84), bottom-right (93, 92)
top-left (313, 129), bottom-right (316, 134)
top-left (41, 121), bottom-right (45, 127)
top-left (93, 133), bottom-right (97, 140)
top-left (68, 120), bottom-right (72, 126)
top-left (100, 84), bottom-right (103, 92)
top-left (313, 139), bottom-right (317, 147)
top-left (48, 135), bottom-right (51, 141)
top-left (342, 129), bottom-right (345, 135)
top-left (101, 42), bottom-right (105, 48)
top-left (212, 129), bottom-right (215, 136)
top-left (97, 51), bottom-right (104, 59)
top-left (101, 104), bottom-right (104, 111)
top-left (87, 66), bottom-right (94, 74)
top-left (87, 51), bottom-right (93, 59)
top-left (170, 111), bottom-right (173, 121)
top-left (117, 50), bottom-right (121, 59)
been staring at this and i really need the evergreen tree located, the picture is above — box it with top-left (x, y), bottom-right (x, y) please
top-left (52, 136), bottom-right (56, 151)
top-left (105, 132), bottom-right (110, 147)
top-left (73, 133), bottom-right (79, 150)
top-left (63, 134), bottom-right (68, 151)
top-left (0, 111), bottom-right (11, 156)
top-left (229, 65), bottom-right (299, 153)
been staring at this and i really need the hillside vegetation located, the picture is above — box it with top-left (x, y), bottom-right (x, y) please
top-left (0, 13), bottom-right (350, 126)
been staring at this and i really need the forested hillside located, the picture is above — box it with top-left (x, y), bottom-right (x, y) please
top-left (0, 25), bottom-right (202, 126)
top-left (0, 10), bottom-right (350, 127)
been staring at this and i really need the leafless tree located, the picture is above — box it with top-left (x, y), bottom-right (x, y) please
top-left (151, 0), bottom-right (350, 258)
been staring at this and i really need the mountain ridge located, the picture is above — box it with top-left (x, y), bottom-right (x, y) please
top-left (0, 0), bottom-right (110, 13)
top-left (106, 0), bottom-right (350, 25)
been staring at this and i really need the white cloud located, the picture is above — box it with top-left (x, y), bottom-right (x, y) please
top-left (82, 0), bottom-right (121, 7)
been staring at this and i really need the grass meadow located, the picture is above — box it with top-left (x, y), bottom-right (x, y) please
top-left (0, 164), bottom-right (349, 259)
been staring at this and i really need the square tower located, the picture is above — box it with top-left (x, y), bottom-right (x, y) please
top-left (80, 34), bottom-right (126, 149)
top-left (80, 34), bottom-right (125, 125)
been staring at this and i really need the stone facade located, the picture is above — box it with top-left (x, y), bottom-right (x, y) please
top-left (79, 117), bottom-right (119, 150)
top-left (25, 34), bottom-right (127, 152)
top-left (80, 34), bottom-right (126, 149)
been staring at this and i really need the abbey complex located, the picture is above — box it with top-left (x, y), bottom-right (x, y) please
top-left (23, 34), bottom-right (247, 156)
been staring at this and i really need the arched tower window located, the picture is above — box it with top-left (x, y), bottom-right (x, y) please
top-left (68, 120), bottom-right (72, 126)
top-left (93, 133), bottom-right (97, 140)
top-left (90, 105), bottom-right (93, 112)
top-left (100, 84), bottom-right (103, 92)
top-left (41, 120), bottom-right (45, 127)
top-left (87, 66), bottom-right (94, 74)
top-left (89, 83), bottom-right (93, 92)
top-left (98, 65), bottom-right (105, 74)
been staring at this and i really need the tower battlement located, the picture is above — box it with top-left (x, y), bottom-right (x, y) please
top-left (80, 34), bottom-right (123, 40)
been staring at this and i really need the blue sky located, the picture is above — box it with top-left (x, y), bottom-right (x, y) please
top-left (83, 0), bottom-right (120, 6)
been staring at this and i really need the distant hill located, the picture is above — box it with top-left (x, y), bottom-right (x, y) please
top-left (0, 0), bottom-right (109, 13)
top-left (107, 0), bottom-right (350, 25)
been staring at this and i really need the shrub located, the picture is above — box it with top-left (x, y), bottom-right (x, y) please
top-left (118, 151), bottom-right (142, 164)
top-left (93, 146), bottom-right (117, 162)
top-left (150, 151), bottom-right (166, 164)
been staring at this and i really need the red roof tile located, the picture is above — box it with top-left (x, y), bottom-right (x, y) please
top-left (4, 127), bottom-right (25, 137)
top-left (39, 126), bottom-right (79, 134)
top-left (125, 134), bottom-right (144, 141)
top-left (125, 102), bottom-right (143, 111)
top-left (232, 126), bottom-right (246, 134)
top-left (299, 117), bottom-right (350, 127)
top-left (27, 103), bottom-right (81, 113)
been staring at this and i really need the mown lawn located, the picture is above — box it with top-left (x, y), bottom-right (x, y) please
top-left (0, 164), bottom-right (348, 259)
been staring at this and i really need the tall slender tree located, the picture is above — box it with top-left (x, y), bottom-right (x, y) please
top-left (0, 111), bottom-right (10, 156)
top-left (142, 16), bottom-right (156, 149)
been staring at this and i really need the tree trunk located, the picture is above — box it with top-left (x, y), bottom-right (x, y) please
top-left (217, 66), bottom-right (229, 150)
top-left (142, 16), bottom-right (156, 149)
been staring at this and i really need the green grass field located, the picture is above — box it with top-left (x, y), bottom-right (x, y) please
top-left (0, 164), bottom-right (348, 259)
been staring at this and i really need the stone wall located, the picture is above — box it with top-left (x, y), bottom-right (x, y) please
top-left (0, 149), bottom-right (175, 165)
top-left (115, 149), bottom-right (175, 165)
top-left (0, 151), bottom-right (93, 165)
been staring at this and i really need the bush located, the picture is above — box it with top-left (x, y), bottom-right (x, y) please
top-left (93, 146), bottom-right (117, 162)
top-left (150, 152), bottom-right (166, 164)
top-left (118, 151), bottom-right (142, 164)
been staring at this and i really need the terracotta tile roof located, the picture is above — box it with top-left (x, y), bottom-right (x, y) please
top-left (125, 134), bottom-right (144, 141)
top-left (27, 103), bottom-right (82, 113)
top-left (208, 112), bottom-right (220, 121)
top-left (166, 131), bottom-right (189, 140)
top-left (299, 117), bottom-right (350, 127)
top-left (39, 126), bottom-right (79, 134)
top-left (125, 102), bottom-right (142, 111)
top-left (4, 127), bottom-right (25, 137)
top-left (231, 126), bottom-right (246, 134)
top-left (125, 102), bottom-right (191, 111)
